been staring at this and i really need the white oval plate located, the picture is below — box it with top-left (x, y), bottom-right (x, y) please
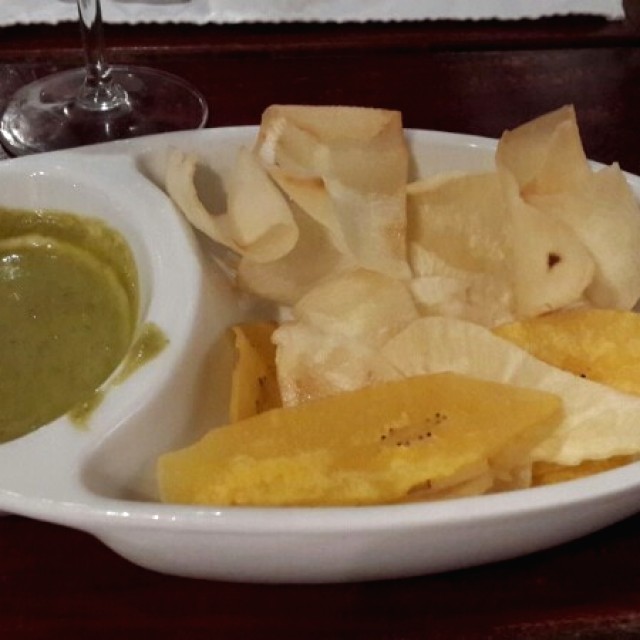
top-left (0, 127), bottom-right (638, 584)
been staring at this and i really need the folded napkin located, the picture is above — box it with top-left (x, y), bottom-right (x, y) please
top-left (1, 0), bottom-right (625, 26)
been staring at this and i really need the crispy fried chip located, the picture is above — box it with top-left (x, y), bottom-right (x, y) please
top-left (162, 104), bottom-right (640, 502)
top-left (157, 372), bottom-right (562, 506)
top-left (496, 105), bottom-right (591, 196)
top-left (166, 147), bottom-right (298, 263)
top-left (496, 104), bottom-right (640, 311)
top-left (407, 171), bottom-right (508, 273)
top-left (527, 164), bottom-right (640, 309)
top-left (229, 322), bottom-right (281, 422)
top-left (265, 165), bottom-right (348, 253)
top-left (500, 169), bottom-right (595, 317)
top-left (257, 104), bottom-right (408, 191)
top-left (273, 321), bottom-right (401, 407)
top-left (273, 268), bottom-right (418, 405)
top-left (293, 268), bottom-right (419, 348)
top-left (236, 205), bottom-right (355, 305)
top-left (381, 316), bottom-right (640, 466)
top-left (494, 308), bottom-right (640, 396)
top-left (409, 243), bottom-right (514, 327)
top-left (405, 171), bottom-right (517, 326)
top-left (256, 105), bottom-right (411, 281)
top-left (532, 456), bottom-right (637, 486)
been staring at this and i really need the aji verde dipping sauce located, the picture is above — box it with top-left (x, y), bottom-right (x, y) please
top-left (0, 208), bottom-right (140, 443)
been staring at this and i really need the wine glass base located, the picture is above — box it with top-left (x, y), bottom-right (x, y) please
top-left (0, 66), bottom-right (209, 156)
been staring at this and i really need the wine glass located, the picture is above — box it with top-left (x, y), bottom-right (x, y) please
top-left (0, 0), bottom-right (208, 156)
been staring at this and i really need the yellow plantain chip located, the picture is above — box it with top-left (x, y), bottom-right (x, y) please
top-left (229, 322), bottom-right (281, 423)
top-left (532, 456), bottom-right (638, 486)
top-left (381, 316), bottom-right (640, 467)
top-left (157, 372), bottom-right (562, 507)
top-left (493, 308), bottom-right (640, 396)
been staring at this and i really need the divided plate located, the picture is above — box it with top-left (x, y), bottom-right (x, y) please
top-left (0, 127), bottom-right (638, 583)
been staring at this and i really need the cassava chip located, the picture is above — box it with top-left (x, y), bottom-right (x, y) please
top-left (273, 268), bottom-right (419, 406)
top-left (273, 321), bottom-right (401, 406)
top-left (496, 105), bottom-right (591, 196)
top-left (255, 105), bottom-right (411, 280)
top-left (226, 147), bottom-right (299, 261)
top-left (496, 104), bottom-right (640, 311)
top-left (381, 316), bottom-right (640, 466)
top-left (406, 171), bottom-right (508, 273)
top-left (257, 104), bottom-right (407, 191)
top-left (157, 372), bottom-right (562, 507)
top-left (409, 243), bottom-right (514, 327)
top-left (324, 179), bottom-right (409, 280)
top-left (404, 171), bottom-right (517, 326)
top-left (526, 164), bottom-right (640, 310)
top-left (166, 147), bottom-right (298, 263)
top-left (229, 322), bottom-right (281, 422)
top-left (494, 308), bottom-right (640, 396)
top-left (500, 170), bottom-right (595, 317)
top-left (292, 268), bottom-right (419, 348)
top-left (265, 165), bottom-right (348, 253)
top-left (237, 205), bottom-right (355, 305)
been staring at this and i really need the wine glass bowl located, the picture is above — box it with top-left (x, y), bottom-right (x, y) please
top-left (0, 66), bottom-right (209, 155)
top-left (0, 0), bottom-right (208, 156)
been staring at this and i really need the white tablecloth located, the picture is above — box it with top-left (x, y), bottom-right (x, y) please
top-left (0, 0), bottom-right (626, 26)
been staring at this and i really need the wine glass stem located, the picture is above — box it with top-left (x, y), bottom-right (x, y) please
top-left (76, 0), bottom-right (128, 111)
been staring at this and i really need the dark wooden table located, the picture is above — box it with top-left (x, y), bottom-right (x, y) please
top-left (2, 5), bottom-right (640, 638)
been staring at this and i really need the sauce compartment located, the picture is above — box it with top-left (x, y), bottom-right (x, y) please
top-left (0, 150), bottom-right (216, 507)
top-left (80, 257), bottom-right (244, 502)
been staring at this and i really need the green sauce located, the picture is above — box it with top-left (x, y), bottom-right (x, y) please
top-left (64, 322), bottom-right (170, 427)
top-left (115, 322), bottom-right (169, 383)
top-left (0, 208), bottom-right (140, 443)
